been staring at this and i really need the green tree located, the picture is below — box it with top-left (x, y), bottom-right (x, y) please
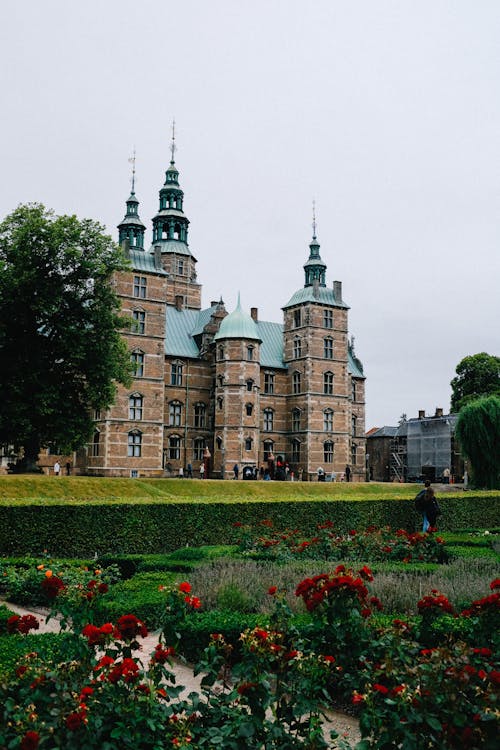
top-left (0, 203), bottom-right (131, 471)
top-left (450, 352), bottom-right (500, 413)
top-left (455, 395), bottom-right (500, 489)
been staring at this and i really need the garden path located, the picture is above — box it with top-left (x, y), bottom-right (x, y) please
top-left (4, 600), bottom-right (362, 746)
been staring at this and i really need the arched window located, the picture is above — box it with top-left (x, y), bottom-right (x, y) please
top-left (291, 439), bottom-right (301, 463)
top-left (246, 403), bottom-right (253, 416)
top-left (169, 435), bottom-right (181, 460)
top-left (292, 408), bottom-right (301, 432)
top-left (92, 430), bottom-right (100, 457)
top-left (217, 397), bottom-right (223, 410)
top-left (245, 437), bottom-right (253, 451)
top-left (128, 430), bottom-right (142, 457)
top-left (324, 409), bottom-right (334, 432)
top-left (324, 337), bottom-right (333, 359)
top-left (246, 379), bottom-right (254, 392)
top-left (194, 402), bottom-right (206, 428)
top-left (217, 374), bottom-right (224, 387)
top-left (169, 401), bottom-right (182, 427)
top-left (131, 350), bottom-right (144, 377)
top-left (324, 371), bottom-right (334, 395)
top-left (247, 346), bottom-right (254, 361)
top-left (218, 345), bottom-right (224, 361)
top-left (292, 371), bottom-right (301, 394)
top-left (324, 441), bottom-right (334, 463)
top-left (216, 435), bottom-right (223, 450)
top-left (171, 361), bottom-right (183, 386)
top-left (263, 408), bottom-right (274, 432)
top-left (293, 337), bottom-right (302, 359)
top-left (129, 393), bottom-right (143, 420)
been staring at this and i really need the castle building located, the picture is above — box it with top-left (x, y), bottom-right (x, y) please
top-left (81, 144), bottom-right (366, 480)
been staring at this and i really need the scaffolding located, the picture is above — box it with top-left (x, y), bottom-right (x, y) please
top-left (390, 414), bottom-right (458, 483)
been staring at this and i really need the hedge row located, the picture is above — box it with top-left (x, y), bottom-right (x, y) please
top-left (2, 496), bottom-right (499, 557)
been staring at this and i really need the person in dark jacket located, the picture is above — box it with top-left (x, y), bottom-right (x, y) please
top-left (415, 482), bottom-right (441, 531)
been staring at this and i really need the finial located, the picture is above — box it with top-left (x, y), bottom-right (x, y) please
top-left (312, 199), bottom-right (317, 239)
top-left (170, 118), bottom-right (176, 164)
top-left (128, 147), bottom-right (136, 193)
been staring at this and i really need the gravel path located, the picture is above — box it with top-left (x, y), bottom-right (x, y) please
top-left (3, 600), bottom-right (362, 747)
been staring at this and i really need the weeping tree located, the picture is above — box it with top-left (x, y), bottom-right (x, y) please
top-left (455, 395), bottom-right (500, 489)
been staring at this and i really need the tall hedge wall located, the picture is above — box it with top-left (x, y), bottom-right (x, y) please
top-left (2, 495), bottom-right (499, 557)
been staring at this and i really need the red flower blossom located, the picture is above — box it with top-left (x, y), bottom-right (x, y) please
top-left (323, 655), bottom-right (335, 663)
top-left (98, 582), bottom-right (109, 594)
top-left (358, 565), bottom-right (374, 582)
top-left (7, 614), bottom-right (39, 635)
top-left (268, 586), bottom-right (277, 595)
top-left (20, 731), bottom-right (40, 750)
top-left (373, 683), bottom-right (389, 694)
top-left (115, 614), bottom-right (148, 640)
top-left (179, 581), bottom-right (192, 594)
top-left (66, 711), bottom-right (86, 730)
top-left (151, 643), bottom-right (175, 664)
top-left (41, 574), bottom-right (65, 599)
top-left (352, 692), bottom-right (364, 704)
top-left (237, 681), bottom-right (258, 695)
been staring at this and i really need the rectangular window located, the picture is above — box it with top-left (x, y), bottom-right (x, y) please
top-left (194, 403), bottom-right (206, 428)
top-left (171, 363), bottom-right (183, 386)
top-left (324, 338), bottom-right (333, 359)
top-left (169, 402), bottom-right (182, 427)
top-left (293, 338), bottom-right (302, 358)
top-left (324, 442), bottom-right (334, 463)
top-left (129, 395), bottom-right (143, 420)
top-left (352, 380), bottom-right (357, 401)
top-left (247, 346), bottom-right (254, 361)
top-left (169, 436), bottom-right (181, 460)
top-left (193, 439), bottom-right (204, 461)
top-left (128, 432), bottom-right (142, 457)
top-left (324, 410), bottom-right (333, 431)
top-left (294, 309), bottom-right (301, 328)
top-left (293, 372), bottom-right (301, 394)
top-left (291, 440), bottom-right (300, 463)
top-left (178, 259), bottom-right (184, 275)
top-left (352, 415), bottom-right (357, 436)
top-left (263, 410), bottom-right (274, 432)
top-left (132, 310), bottom-right (145, 334)
top-left (324, 309), bottom-right (333, 329)
top-left (133, 275), bottom-right (147, 298)
top-left (131, 352), bottom-right (144, 377)
top-left (292, 409), bottom-right (301, 432)
top-left (264, 372), bottom-right (274, 394)
top-left (324, 372), bottom-right (333, 395)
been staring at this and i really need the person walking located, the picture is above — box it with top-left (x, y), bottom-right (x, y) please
top-left (199, 463), bottom-right (205, 479)
top-left (415, 481), bottom-right (441, 532)
top-left (53, 461), bottom-right (60, 476)
top-left (345, 465), bottom-right (351, 482)
top-left (187, 463), bottom-right (193, 478)
top-left (233, 463), bottom-right (239, 480)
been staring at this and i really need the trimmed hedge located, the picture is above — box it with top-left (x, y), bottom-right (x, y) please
top-left (2, 496), bottom-right (499, 556)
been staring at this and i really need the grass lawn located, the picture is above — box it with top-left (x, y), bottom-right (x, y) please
top-left (0, 475), bottom-right (494, 504)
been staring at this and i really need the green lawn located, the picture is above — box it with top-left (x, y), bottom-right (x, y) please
top-left (1, 475), bottom-right (494, 504)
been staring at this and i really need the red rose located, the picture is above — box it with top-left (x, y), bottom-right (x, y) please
top-left (179, 581), bottom-right (192, 594)
top-left (20, 731), bottom-right (40, 750)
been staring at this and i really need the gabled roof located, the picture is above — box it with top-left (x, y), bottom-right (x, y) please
top-left (366, 426), bottom-right (398, 438)
top-left (256, 321), bottom-right (286, 369)
top-left (348, 348), bottom-right (364, 378)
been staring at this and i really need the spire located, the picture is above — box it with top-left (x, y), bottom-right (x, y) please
top-left (170, 119), bottom-right (176, 165)
top-left (117, 150), bottom-right (145, 249)
top-left (151, 123), bottom-right (192, 253)
top-left (303, 201), bottom-right (327, 287)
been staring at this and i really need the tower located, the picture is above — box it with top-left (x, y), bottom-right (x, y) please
top-left (213, 295), bottom-right (262, 478)
top-left (151, 125), bottom-right (201, 310)
top-left (117, 154), bottom-right (146, 250)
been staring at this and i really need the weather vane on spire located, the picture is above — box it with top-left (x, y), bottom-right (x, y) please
top-left (170, 118), bottom-right (176, 163)
top-left (312, 199), bottom-right (317, 239)
top-left (128, 147), bottom-right (136, 193)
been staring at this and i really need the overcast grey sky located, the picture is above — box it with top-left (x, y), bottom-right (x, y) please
top-left (1, 1), bottom-right (499, 429)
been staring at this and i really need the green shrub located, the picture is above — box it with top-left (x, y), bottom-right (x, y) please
top-left (0, 633), bottom-right (73, 678)
top-left (1, 496), bottom-right (498, 556)
top-left (0, 605), bottom-right (14, 635)
top-left (95, 571), bottom-right (177, 629)
top-left (179, 610), bottom-right (267, 663)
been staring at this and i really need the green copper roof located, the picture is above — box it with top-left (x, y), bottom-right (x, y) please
top-left (129, 249), bottom-right (167, 275)
top-left (348, 346), bottom-right (364, 378)
top-left (148, 239), bottom-right (195, 260)
top-left (256, 321), bottom-right (286, 368)
top-left (214, 296), bottom-right (261, 342)
top-left (165, 306), bottom-right (218, 357)
top-left (282, 286), bottom-right (349, 309)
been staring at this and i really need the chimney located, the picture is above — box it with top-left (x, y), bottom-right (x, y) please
top-left (154, 244), bottom-right (162, 269)
top-left (313, 278), bottom-right (320, 299)
top-left (435, 407), bottom-right (443, 418)
top-left (250, 307), bottom-right (258, 322)
top-left (122, 238), bottom-right (130, 259)
top-left (175, 295), bottom-right (184, 311)
top-left (333, 280), bottom-right (342, 302)
top-left (418, 410), bottom-right (425, 419)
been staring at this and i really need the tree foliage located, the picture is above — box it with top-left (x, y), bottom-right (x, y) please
top-left (0, 203), bottom-right (131, 468)
top-left (450, 352), bottom-right (500, 413)
top-left (455, 395), bottom-right (500, 489)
